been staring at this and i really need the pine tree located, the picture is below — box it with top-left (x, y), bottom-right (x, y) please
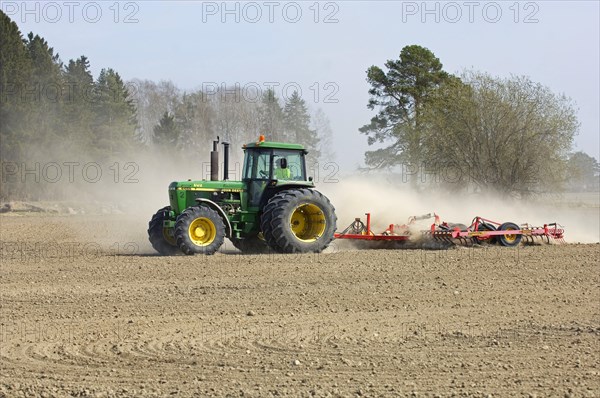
top-left (0, 11), bottom-right (33, 199)
top-left (360, 45), bottom-right (452, 169)
top-left (62, 56), bottom-right (95, 149)
top-left (92, 68), bottom-right (137, 157)
top-left (153, 111), bottom-right (180, 147)
top-left (23, 32), bottom-right (64, 148)
top-left (258, 88), bottom-right (284, 140)
top-left (283, 91), bottom-right (319, 161)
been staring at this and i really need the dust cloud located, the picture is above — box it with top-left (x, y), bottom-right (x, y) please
top-left (5, 149), bottom-right (597, 249)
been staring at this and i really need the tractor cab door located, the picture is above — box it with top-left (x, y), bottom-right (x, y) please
top-left (243, 149), bottom-right (272, 208)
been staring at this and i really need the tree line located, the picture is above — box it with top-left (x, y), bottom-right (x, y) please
top-left (0, 11), bottom-right (333, 200)
top-left (360, 45), bottom-right (598, 195)
top-left (1, 10), bottom-right (596, 201)
top-left (130, 79), bottom-right (334, 166)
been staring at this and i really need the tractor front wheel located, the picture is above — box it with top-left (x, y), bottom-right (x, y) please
top-left (175, 206), bottom-right (225, 255)
top-left (261, 188), bottom-right (337, 253)
top-left (148, 206), bottom-right (180, 256)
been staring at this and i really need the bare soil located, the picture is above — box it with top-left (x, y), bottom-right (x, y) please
top-left (0, 214), bottom-right (599, 397)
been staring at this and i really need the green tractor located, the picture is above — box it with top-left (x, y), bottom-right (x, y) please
top-left (148, 136), bottom-right (337, 255)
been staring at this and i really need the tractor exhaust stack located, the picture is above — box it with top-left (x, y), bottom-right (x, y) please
top-left (222, 142), bottom-right (230, 180)
top-left (211, 137), bottom-right (219, 181)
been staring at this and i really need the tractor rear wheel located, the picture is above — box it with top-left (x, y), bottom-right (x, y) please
top-left (261, 188), bottom-right (336, 253)
top-left (148, 206), bottom-right (180, 256)
top-left (498, 222), bottom-right (522, 247)
top-left (175, 206), bottom-right (225, 255)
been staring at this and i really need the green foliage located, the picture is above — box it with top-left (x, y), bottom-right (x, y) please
top-left (142, 87), bottom-right (327, 168)
top-left (92, 68), bottom-right (137, 157)
top-left (361, 45), bottom-right (583, 196)
top-left (422, 71), bottom-right (580, 195)
top-left (0, 11), bottom-right (139, 200)
top-left (360, 45), bottom-right (452, 169)
top-left (283, 91), bottom-right (320, 162)
top-left (0, 10), bottom-right (32, 164)
top-left (61, 56), bottom-right (95, 149)
top-left (566, 152), bottom-right (600, 192)
top-left (153, 111), bottom-right (180, 147)
top-left (258, 89), bottom-right (284, 138)
top-left (0, 10), bottom-right (332, 200)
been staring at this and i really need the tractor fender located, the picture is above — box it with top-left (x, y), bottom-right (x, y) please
top-left (260, 183), bottom-right (314, 208)
top-left (194, 198), bottom-right (233, 238)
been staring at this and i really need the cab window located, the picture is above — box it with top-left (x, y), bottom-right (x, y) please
top-left (272, 150), bottom-right (305, 181)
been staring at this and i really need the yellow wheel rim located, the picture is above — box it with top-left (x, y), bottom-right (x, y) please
top-left (188, 217), bottom-right (216, 246)
top-left (504, 227), bottom-right (517, 243)
top-left (162, 227), bottom-right (177, 246)
top-left (289, 203), bottom-right (326, 242)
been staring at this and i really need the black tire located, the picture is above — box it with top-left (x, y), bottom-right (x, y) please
top-left (148, 206), bottom-right (180, 256)
top-left (260, 190), bottom-right (293, 250)
top-left (261, 188), bottom-right (337, 253)
top-left (498, 222), bottom-right (522, 247)
top-left (447, 223), bottom-right (468, 231)
top-left (476, 222), bottom-right (497, 244)
top-left (174, 206), bottom-right (225, 255)
top-left (230, 235), bottom-right (270, 254)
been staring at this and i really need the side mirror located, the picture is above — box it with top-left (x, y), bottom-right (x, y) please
top-left (279, 158), bottom-right (288, 169)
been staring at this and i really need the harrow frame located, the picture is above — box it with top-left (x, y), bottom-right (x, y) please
top-left (333, 213), bottom-right (411, 241)
top-left (334, 213), bottom-right (565, 247)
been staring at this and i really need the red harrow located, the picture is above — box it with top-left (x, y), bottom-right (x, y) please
top-left (334, 213), bottom-right (565, 248)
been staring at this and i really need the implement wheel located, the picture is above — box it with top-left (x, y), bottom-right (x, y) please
top-left (498, 222), bottom-right (522, 247)
top-left (175, 206), bottom-right (225, 255)
top-left (476, 222), bottom-right (497, 244)
top-left (261, 188), bottom-right (337, 253)
top-left (148, 206), bottom-right (180, 255)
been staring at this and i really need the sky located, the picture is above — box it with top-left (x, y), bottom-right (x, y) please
top-left (4, 0), bottom-right (599, 171)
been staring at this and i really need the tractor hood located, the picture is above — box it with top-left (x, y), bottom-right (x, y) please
top-left (169, 180), bottom-right (244, 192)
top-left (168, 180), bottom-right (245, 214)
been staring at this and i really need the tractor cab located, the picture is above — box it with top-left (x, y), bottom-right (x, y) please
top-left (242, 136), bottom-right (313, 208)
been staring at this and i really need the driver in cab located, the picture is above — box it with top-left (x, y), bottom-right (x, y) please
top-left (274, 157), bottom-right (291, 180)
